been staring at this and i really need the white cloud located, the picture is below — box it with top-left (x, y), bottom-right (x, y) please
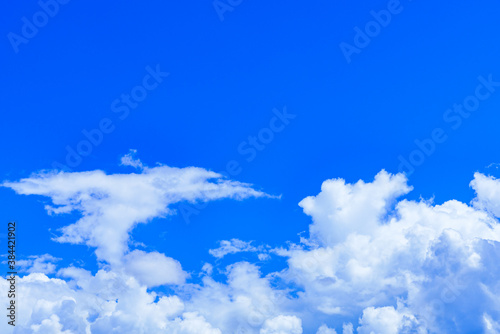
top-left (471, 172), bottom-right (500, 218)
top-left (280, 170), bottom-right (500, 332)
top-left (201, 263), bottom-right (213, 276)
top-left (298, 170), bottom-right (412, 246)
top-left (16, 254), bottom-right (61, 274)
top-left (1, 270), bottom-right (212, 333)
top-left (3, 168), bottom-right (500, 333)
top-left (342, 323), bottom-right (354, 334)
top-left (183, 261), bottom-right (292, 332)
top-left (30, 314), bottom-right (73, 334)
top-left (209, 239), bottom-right (263, 258)
top-left (2, 155), bottom-right (272, 266)
top-left (120, 149), bottom-right (145, 169)
top-left (484, 313), bottom-right (500, 334)
top-left (165, 312), bottom-right (222, 334)
top-left (257, 253), bottom-right (271, 261)
top-left (316, 324), bottom-right (337, 334)
top-left (260, 315), bottom-right (302, 334)
top-left (123, 250), bottom-right (188, 287)
top-left (357, 306), bottom-right (418, 334)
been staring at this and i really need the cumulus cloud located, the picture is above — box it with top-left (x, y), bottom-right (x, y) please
top-left (0, 270), bottom-right (215, 333)
top-left (260, 315), bottom-right (302, 334)
top-left (183, 261), bottom-right (293, 333)
top-left (342, 323), bottom-right (354, 334)
top-left (471, 172), bottom-right (500, 218)
top-left (357, 305), bottom-right (418, 334)
top-left (298, 170), bottom-right (412, 246)
top-left (123, 250), bottom-right (188, 287)
top-left (280, 170), bottom-right (500, 332)
top-left (0, 261), bottom-right (292, 333)
top-left (316, 324), bottom-right (337, 334)
top-left (30, 314), bottom-right (72, 334)
top-left (3, 167), bottom-right (500, 333)
top-left (16, 254), bottom-right (61, 275)
top-left (165, 312), bottom-right (222, 334)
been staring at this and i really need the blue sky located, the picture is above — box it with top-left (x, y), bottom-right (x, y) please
top-left (2, 1), bottom-right (500, 333)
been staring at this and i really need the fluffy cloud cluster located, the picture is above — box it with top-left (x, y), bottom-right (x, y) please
top-left (260, 315), bottom-right (302, 334)
top-left (2, 159), bottom-right (500, 333)
top-left (3, 161), bottom-right (271, 267)
top-left (277, 170), bottom-right (500, 333)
